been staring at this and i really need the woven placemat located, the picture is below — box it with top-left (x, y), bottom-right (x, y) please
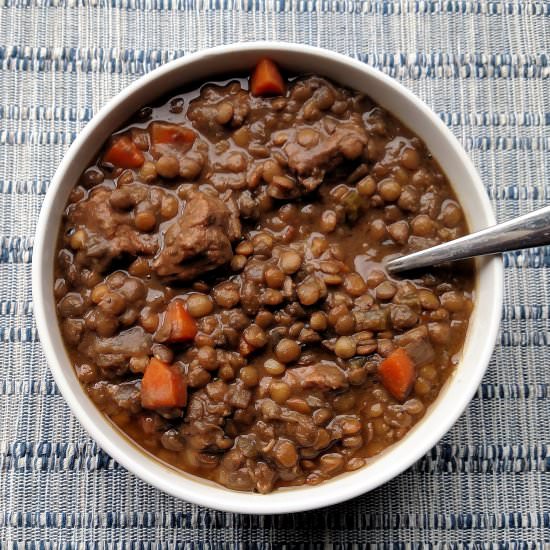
top-left (1, 1), bottom-right (548, 546)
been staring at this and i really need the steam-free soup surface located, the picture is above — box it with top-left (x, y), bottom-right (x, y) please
top-left (54, 59), bottom-right (474, 493)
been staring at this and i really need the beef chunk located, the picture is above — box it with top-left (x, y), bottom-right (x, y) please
top-left (390, 304), bottom-right (419, 329)
top-left (216, 448), bottom-right (256, 492)
top-left (78, 326), bottom-right (152, 368)
top-left (88, 380), bottom-right (142, 415)
top-left (152, 192), bottom-right (241, 280)
top-left (67, 186), bottom-right (158, 272)
top-left (227, 382), bottom-right (253, 409)
top-left (257, 399), bottom-right (322, 448)
top-left (286, 362), bottom-right (348, 392)
top-left (181, 385), bottom-right (233, 451)
top-left (188, 83), bottom-right (252, 135)
top-left (396, 325), bottom-right (435, 366)
top-left (107, 380), bottom-right (142, 413)
top-left (284, 116), bottom-right (368, 190)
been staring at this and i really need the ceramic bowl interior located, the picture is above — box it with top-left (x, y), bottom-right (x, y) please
top-left (32, 42), bottom-right (503, 514)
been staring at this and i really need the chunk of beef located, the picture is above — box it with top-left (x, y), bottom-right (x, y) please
top-left (251, 461), bottom-right (277, 494)
top-left (108, 380), bottom-right (142, 413)
top-left (188, 83), bottom-right (252, 135)
top-left (227, 382), bottom-right (253, 409)
top-left (67, 187), bottom-right (158, 272)
top-left (396, 325), bottom-right (435, 366)
top-left (390, 304), bottom-right (419, 329)
top-left (152, 192), bottom-right (241, 281)
top-left (216, 448), bottom-right (256, 492)
top-left (257, 399), bottom-right (322, 448)
top-left (284, 116), bottom-right (368, 190)
top-left (88, 380), bottom-right (142, 415)
top-left (181, 385), bottom-right (233, 451)
top-left (286, 362), bottom-right (348, 392)
top-left (78, 326), bottom-right (152, 368)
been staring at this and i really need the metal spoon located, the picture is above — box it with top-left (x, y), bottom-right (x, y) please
top-left (385, 205), bottom-right (550, 274)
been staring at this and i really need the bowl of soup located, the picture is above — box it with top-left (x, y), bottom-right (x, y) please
top-left (32, 42), bottom-right (502, 514)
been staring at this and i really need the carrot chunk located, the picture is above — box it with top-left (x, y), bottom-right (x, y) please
top-left (163, 299), bottom-right (197, 342)
top-left (150, 122), bottom-right (196, 146)
top-left (378, 347), bottom-right (416, 402)
top-left (103, 135), bottom-right (145, 168)
top-left (141, 358), bottom-right (187, 409)
top-left (250, 58), bottom-right (286, 97)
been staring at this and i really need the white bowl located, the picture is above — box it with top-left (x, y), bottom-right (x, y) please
top-left (32, 42), bottom-right (503, 514)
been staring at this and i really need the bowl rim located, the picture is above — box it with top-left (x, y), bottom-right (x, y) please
top-left (32, 41), bottom-right (503, 514)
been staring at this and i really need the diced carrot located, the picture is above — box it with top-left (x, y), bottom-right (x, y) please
top-left (250, 58), bottom-right (286, 97)
top-left (164, 299), bottom-right (197, 342)
top-left (141, 358), bottom-right (187, 409)
top-left (378, 347), bottom-right (416, 402)
top-left (150, 122), bottom-right (196, 146)
top-left (103, 135), bottom-right (145, 168)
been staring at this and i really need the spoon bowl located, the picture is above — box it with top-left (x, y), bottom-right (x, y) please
top-left (386, 205), bottom-right (550, 273)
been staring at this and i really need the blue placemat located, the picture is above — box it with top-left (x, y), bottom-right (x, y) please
top-left (1, 1), bottom-right (549, 546)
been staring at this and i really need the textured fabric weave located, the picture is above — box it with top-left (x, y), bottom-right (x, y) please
top-left (0, 0), bottom-right (549, 547)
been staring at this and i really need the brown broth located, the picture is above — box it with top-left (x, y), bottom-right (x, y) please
top-left (54, 69), bottom-right (474, 493)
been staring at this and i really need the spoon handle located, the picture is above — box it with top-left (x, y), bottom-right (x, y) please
top-left (386, 205), bottom-right (550, 274)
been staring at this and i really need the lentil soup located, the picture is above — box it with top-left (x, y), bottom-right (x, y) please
top-left (54, 59), bottom-right (474, 493)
